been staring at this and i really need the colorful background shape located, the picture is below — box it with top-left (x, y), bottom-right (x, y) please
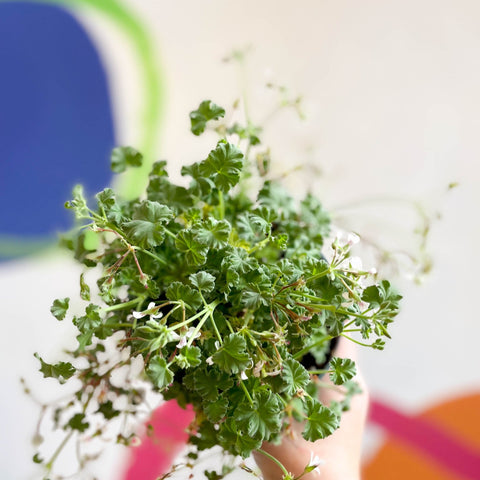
top-left (0, 0), bottom-right (164, 259)
top-left (121, 395), bottom-right (480, 479)
top-left (0, 1), bottom-right (114, 256)
top-left (365, 394), bottom-right (480, 480)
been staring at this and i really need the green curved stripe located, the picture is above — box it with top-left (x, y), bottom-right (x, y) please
top-left (29, 0), bottom-right (165, 197)
top-left (0, 0), bottom-right (164, 258)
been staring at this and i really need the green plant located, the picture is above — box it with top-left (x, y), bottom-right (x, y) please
top-left (32, 100), bottom-right (401, 479)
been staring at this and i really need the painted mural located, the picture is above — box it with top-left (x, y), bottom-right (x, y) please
top-left (0, 0), bottom-right (163, 259)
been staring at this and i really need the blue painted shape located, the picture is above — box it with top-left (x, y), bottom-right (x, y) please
top-left (0, 2), bottom-right (115, 241)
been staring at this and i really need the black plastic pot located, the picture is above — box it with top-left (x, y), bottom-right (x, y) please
top-left (299, 335), bottom-right (339, 372)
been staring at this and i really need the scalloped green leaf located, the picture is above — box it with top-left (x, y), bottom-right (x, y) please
top-left (34, 353), bottom-right (75, 384)
top-left (190, 100), bottom-right (225, 136)
top-left (124, 200), bottom-right (174, 248)
top-left (212, 333), bottom-right (250, 374)
top-left (111, 146), bottom-right (143, 173)
top-left (190, 271), bottom-right (216, 293)
top-left (50, 297), bottom-right (69, 321)
top-left (175, 230), bottom-right (209, 266)
top-left (147, 356), bottom-right (174, 390)
top-left (199, 141), bottom-right (244, 193)
top-left (234, 391), bottom-right (282, 439)
top-left (329, 357), bottom-right (356, 385)
top-left (281, 358), bottom-right (310, 396)
top-left (302, 397), bottom-right (339, 441)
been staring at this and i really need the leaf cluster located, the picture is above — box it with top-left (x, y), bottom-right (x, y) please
top-left (34, 100), bottom-right (401, 478)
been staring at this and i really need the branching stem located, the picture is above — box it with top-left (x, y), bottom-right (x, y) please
top-left (255, 449), bottom-right (290, 478)
top-left (102, 298), bottom-right (144, 314)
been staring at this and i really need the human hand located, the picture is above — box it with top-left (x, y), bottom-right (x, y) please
top-left (253, 339), bottom-right (369, 480)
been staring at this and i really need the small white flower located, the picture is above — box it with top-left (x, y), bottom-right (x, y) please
top-left (253, 360), bottom-right (265, 377)
top-left (240, 371), bottom-right (248, 381)
top-left (176, 327), bottom-right (201, 349)
top-left (176, 336), bottom-right (188, 348)
top-left (187, 327), bottom-right (201, 340)
top-left (347, 232), bottom-right (360, 246)
top-left (167, 330), bottom-right (181, 343)
top-left (307, 450), bottom-right (324, 476)
top-left (147, 302), bottom-right (163, 319)
top-left (206, 356), bottom-right (214, 365)
top-left (333, 230), bottom-right (360, 248)
top-left (132, 302), bottom-right (163, 320)
top-left (368, 267), bottom-right (377, 275)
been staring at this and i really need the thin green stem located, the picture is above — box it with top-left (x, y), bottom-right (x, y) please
top-left (218, 190), bottom-right (225, 220)
top-left (289, 292), bottom-right (372, 320)
top-left (343, 318), bottom-right (358, 329)
top-left (136, 247), bottom-right (167, 265)
top-left (107, 323), bottom-right (135, 329)
top-left (186, 310), bottom-right (212, 348)
top-left (45, 391), bottom-right (94, 472)
top-left (337, 274), bottom-right (362, 302)
top-left (100, 206), bottom-right (107, 221)
top-left (102, 298), bottom-right (144, 314)
top-left (45, 430), bottom-right (75, 471)
top-left (288, 291), bottom-right (330, 304)
top-left (209, 312), bottom-right (223, 344)
top-left (340, 333), bottom-right (374, 348)
top-left (239, 380), bottom-right (254, 406)
top-left (248, 235), bottom-right (271, 254)
top-left (157, 304), bottom-right (182, 325)
top-left (255, 449), bottom-right (290, 478)
top-left (89, 209), bottom-right (106, 224)
top-left (308, 369), bottom-right (331, 376)
top-left (225, 318), bottom-right (235, 334)
top-left (304, 268), bottom-right (331, 283)
top-left (164, 228), bottom-right (177, 240)
top-left (198, 290), bottom-right (207, 307)
top-left (244, 142), bottom-right (252, 164)
top-left (293, 335), bottom-right (332, 360)
top-left (169, 308), bottom-right (208, 331)
top-left (91, 218), bottom-right (128, 245)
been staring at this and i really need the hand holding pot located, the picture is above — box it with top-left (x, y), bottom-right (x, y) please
top-left (254, 339), bottom-right (368, 480)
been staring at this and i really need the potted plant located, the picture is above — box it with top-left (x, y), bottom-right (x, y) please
top-left (32, 100), bottom-right (401, 479)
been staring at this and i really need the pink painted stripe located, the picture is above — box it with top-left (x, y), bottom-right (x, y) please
top-left (122, 400), bottom-right (194, 480)
top-left (369, 399), bottom-right (480, 479)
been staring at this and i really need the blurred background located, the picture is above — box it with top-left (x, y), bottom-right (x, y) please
top-left (1, 0), bottom-right (479, 478)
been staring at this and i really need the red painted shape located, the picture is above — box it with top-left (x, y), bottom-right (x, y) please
top-left (369, 399), bottom-right (480, 479)
top-left (123, 397), bottom-right (480, 480)
top-left (123, 400), bottom-right (194, 480)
